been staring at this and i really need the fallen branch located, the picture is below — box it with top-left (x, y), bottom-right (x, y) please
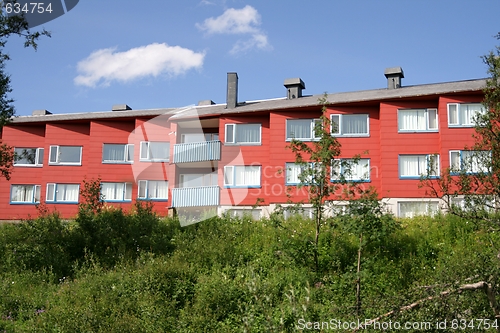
top-left (353, 280), bottom-right (498, 332)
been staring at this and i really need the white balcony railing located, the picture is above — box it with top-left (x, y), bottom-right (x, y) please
top-left (172, 141), bottom-right (221, 164)
top-left (172, 186), bottom-right (220, 208)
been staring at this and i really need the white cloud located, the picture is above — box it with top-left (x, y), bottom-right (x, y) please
top-left (196, 5), bottom-right (271, 54)
top-left (74, 43), bottom-right (205, 87)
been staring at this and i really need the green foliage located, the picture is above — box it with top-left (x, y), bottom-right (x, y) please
top-left (1, 211), bottom-right (500, 331)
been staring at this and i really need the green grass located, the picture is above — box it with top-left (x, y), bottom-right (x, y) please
top-left (0, 208), bottom-right (499, 332)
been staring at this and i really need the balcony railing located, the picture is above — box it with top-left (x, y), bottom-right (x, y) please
top-left (172, 186), bottom-right (220, 208)
top-left (173, 140), bottom-right (221, 164)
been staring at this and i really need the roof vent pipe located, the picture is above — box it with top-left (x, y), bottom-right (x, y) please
top-left (384, 67), bottom-right (404, 89)
top-left (226, 72), bottom-right (238, 109)
top-left (284, 78), bottom-right (305, 99)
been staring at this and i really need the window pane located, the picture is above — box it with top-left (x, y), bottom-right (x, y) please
top-left (46, 184), bottom-right (55, 201)
top-left (286, 163), bottom-right (302, 184)
top-left (49, 146), bottom-right (58, 163)
top-left (448, 104), bottom-right (459, 125)
top-left (149, 142), bottom-right (170, 160)
top-left (103, 144), bottom-right (126, 162)
top-left (400, 156), bottom-right (422, 177)
top-left (148, 181), bottom-right (168, 199)
top-left (342, 114), bottom-right (368, 134)
top-left (140, 142), bottom-right (149, 159)
top-left (126, 144), bottom-right (134, 162)
top-left (11, 185), bottom-right (34, 202)
top-left (125, 183), bottom-right (132, 200)
top-left (56, 184), bottom-right (79, 202)
top-left (287, 119), bottom-right (312, 139)
top-left (428, 109), bottom-right (438, 130)
top-left (225, 124), bottom-right (234, 143)
top-left (59, 146), bottom-right (81, 164)
top-left (450, 151), bottom-right (460, 170)
top-left (399, 110), bottom-right (426, 131)
top-left (235, 166), bottom-right (260, 186)
top-left (331, 115), bottom-right (340, 135)
top-left (224, 166), bottom-right (233, 186)
top-left (34, 185), bottom-right (41, 203)
top-left (138, 181), bottom-right (147, 198)
top-left (14, 148), bottom-right (37, 165)
top-left (236, 124), bottom-right (261, 143)
top-left (37, 148), bottom-right (44, 165)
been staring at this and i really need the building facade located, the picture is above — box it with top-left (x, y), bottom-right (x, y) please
top-left (0, 68), bottom-right (486, 220)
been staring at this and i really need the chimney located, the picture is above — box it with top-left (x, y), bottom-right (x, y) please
top-left (112, 104), bottom-right (132, 111)
top-left (32, 109), bottom-right (52, 116)
top-left (226, 72), bottom-right (238, 109)
top-left (284, 78), bottom-right (305, 99)
top-left (384, 67), bottom-right (404, 89)
top-left (198, 100), bottom-right (216, 106)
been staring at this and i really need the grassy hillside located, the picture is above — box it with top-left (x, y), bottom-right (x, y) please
top-left (1, 204), bottom-right (499, 332)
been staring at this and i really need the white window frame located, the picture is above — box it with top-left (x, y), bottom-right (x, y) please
top-left (102, 144), bottom-right (134, 164)
top-left (137, 180), bottom-right (169, 200)
top-left (397, 108), bottom-right (438, 132)
top-left (399, 154), bottom-right (440, 179)
top-left (46, 183), bottom-right (80, 203)
top-left (331, 158), bottom-right (371, 182)
top-left (285, 118), bottom-right (322, 141)
top-left (224, 165), bottom-right (261, 187)
top-left (100, 182), bottom-right (133, 202)
top-left (449, 150), bottom-right (490, 174)
top-left (10, 185), bottom-right (41, 204)
top-left (13, 147), bottom-right (44, 167)
top-left (330, 114), bottom-right (370, 137)
top-left (224, 123), bottom-right (262, 145)
top-left (139, 141), bottom-right (170, 162)
top-left (398, 201), bottom-right (439, 218)
top-left (447, 103), bottom-right (485, 127)
top-left (48, 146), bottom-right (82, 166)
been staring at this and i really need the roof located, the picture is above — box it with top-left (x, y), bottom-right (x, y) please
top-left (10, 78), bottom-right (487, 124)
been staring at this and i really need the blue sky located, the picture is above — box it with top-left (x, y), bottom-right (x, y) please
top-left (5, 0), bottom-right (500, 117)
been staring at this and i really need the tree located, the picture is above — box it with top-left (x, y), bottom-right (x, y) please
top-left (421, 33), bottom-right (500, 226)
top-left (0, 2), bottom-right (50, 180)
top-left (286, 94), bottom-right (374, 271)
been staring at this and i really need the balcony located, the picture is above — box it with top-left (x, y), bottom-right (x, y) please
top-left (172, 186), bottom-right (220, 208)
top-left (173, 140), bottom-right (221, 164)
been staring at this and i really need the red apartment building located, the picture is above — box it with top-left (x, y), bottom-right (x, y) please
top-left (0, 68), bottom-right (486, 220)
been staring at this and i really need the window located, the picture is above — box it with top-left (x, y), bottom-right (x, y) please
top-left (399, 154), bottom-right (439, 178)
top-left (10, 185), bottom-right (41, 204)
top-left (398, 109), bottom-right (438, 132)
top-left (286, 119), bottom-right (321, 140)
top-left (179, 173), bottom-right (218, 188)
top-left (101, 182), bottom-right (132, 201)
top-left (448, 103), bottom-right (484, 127)
top-left (283, 207), bottom-right (314, 220)
top-left (49, 146), bottom-right (82, 165)
top-left (46, 183), bottom-right (80, 203)
top-left (14, 148), bottom-right (44, 166)
top-left (224, 165), bottom-right (261, 187)
top-left (181, 133), bottom-right (219, 143)
top-left (449, 150), bottom-right (490, 174)
top-left (398, 201), bottom-right (439, 218)
top-left (331, 114), bottom-right (369, 136)
top-left (102, 144), bottom-right (134, 163)
top-left (225, 124), bottom-right (261, 144)
top-left (140, 142), bottom-right (170, 162)
top-left (227, 209), bottom-right (261, 219)
top-left (331, 158), bottom-right (370, 182)
top-left (285, 163), bottom-right (304, 185)
top-left (137, 180), bottom-right (168, 200)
